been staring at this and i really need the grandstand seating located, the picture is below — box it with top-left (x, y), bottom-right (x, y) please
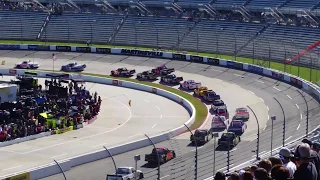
top-left (246, 0), bottom-right (285, 9)
top-left (282, 0), bottom-right (319, 9)
top-left (0, 11), bottom-right (46, 40)
top-left (211, 0), bottom-right (247, 7)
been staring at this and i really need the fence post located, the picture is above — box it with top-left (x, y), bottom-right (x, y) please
top-left (273, 97), bottom-right (286, 146)
top-left (103, 146), bottom-right (118, 177)
top-left (184, 124), bottom-right (197, 180)
top-left (53, 159), bottom-right (67, 180)
top-left (296, 90), bottom-right (309, 137)
top-left (144, 134), bottom-right (160, 180)
top-left (247, 105), bottom-right (260, 160)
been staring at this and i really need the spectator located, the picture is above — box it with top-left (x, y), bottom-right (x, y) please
top-left (227, 172), bottom-right (240, 180)
top-left (250, 165), bottom-right (258, 178)
top-left (302, 139), bottom-right (320, 179)
top-left (268, 156), bottom-right (283, 167)
top-left (254, 168), bottom-right (271, 180)
top-left (279, 147), bottom-right (297, 177)
top-left (215, 171), bottom-right (226, 180)
top-left (240, 171), bottom-right (253, 180)
top-left (313, 142), bottom-right (320, 153)
top-left (271, 165), bottom-right (291, 180)
top-left (258, 160), bottom-right (272, 174)
top-left (293, 143), bottom-right (318, 180)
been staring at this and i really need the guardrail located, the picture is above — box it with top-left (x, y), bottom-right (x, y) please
top-left (0, 67), bottom-right (195, 180)
top-left (0, 43), bottom-right (319, 179)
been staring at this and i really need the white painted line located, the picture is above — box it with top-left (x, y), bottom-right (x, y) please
top-left (296, 104), bottom-right (299, 109)
top-left (160, 175), bottom-right (170, 179)
top-left (259, 151), bottom-right (266, 155)
top-left (300, 113), bottom-right (303, 120)
top-left (128, 133), bottom-right (142, 139)
top-left (234, 74), bottom-right (242, 76)
top-left (287, 95), bottom-right (292, 99)
top-left (50, 153), bottom-right (67, 159)
top-left (224, 148), bottom-right (237, 154)
top-left (267, 115), bottom-right (270, 120)
top-left (2, 165), bottom-right (23, 171)
top-left (285, 136), bottom-right (292, 141)
top-left (160, 114), bottom-right (163, 119)
top-left (211, 69), bottom-right (223, 72)
top-left (273, 87), bottom-right (281, 91)
top-left (156, 106), bottom-right (160, 110)
top-left (191, 146), bottom-right (204, 152)
top-left (152, 124), bottom-right (157, 129)
top-left (297, 124), bottom-right (301, 130)
top-left (260, 97), bottom-right (264, 102)
top-left (249, 90), bottom-right (255, 95)
top-left (144, 99), bottom-right (150, 103)
top-left (257, 80), bottom-right (264, 83)
top-left (92, 143), bottom-right (107, 148)
top-left (266, 106), bottom-right (269, 111)
top-left (263, 125), bottom-right (267, 130)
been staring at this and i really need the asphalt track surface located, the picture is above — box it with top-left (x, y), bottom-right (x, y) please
top-left (0, 50), bottom-right (319, 180)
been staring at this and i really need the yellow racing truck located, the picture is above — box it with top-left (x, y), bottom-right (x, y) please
top-left (193, 86), bottom-right (209, 97)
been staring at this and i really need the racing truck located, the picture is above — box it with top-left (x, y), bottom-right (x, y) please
top-left (211, 115), bottom-right (228, 129)
top-left (218, 132), bottom-right (241, 148)
top-left (211, 99), bottom-right (227, 111)
top-left (136, 70), bottom-right (157, 80)
top-left (111, 68), bottom-right (136, 77)
top-left (234, 107), bottom-right (250, 120)
top-left (160, 74), bottom-right (183, 84)
top-left (179, 80), bottom-right (201, 90)
top-left (15, 60), bottom-right (39, 69)
top-left (228, 120), bottom-right (247, 135)
top-left (190, 129), bottom-right (212, 145)
top-left (61, 62), bottom-right (86, 72)
top-left (203, 90), bottom-right (220, 102)
top-left (193, 86), bottom-right (209, 97)
top-left (106, 167), bottom-right (144, 180)
top-left (151, 65), bottom-right (175, 76)
top-left (145, 147), bottom-right (176, 165)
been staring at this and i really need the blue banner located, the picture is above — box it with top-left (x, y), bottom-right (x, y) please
top-left (0, 44), bottom-right (20, 50)
top-left (28, 45), bottom-right (50, 51)
top-left (271, 71), bottom-right (284, 80)
top-left (248, 65), bottom-right (263, 74)
top-left (227, 61), bottom-right (243, 69)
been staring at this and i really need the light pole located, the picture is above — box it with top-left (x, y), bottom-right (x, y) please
top-left (233, 34), bottom-right (237, 61)
top-left (89, 20), bottom-right (96, 44)
top-left (144, 134), bottom-right (160, 180)
top-left (296, 90), bottom-right (309, 137)
top-left (184, 124), bottom-right (198, 180)
top-left (273, 97), bottom-right (285, 147)
top-left (134, 155), bottom-right (140, 180)
top-left (213, 132), bottom-right (219, 177)
top-left (103, 146), bottom-right (118, 178)
top-left (247, 105), bottom-right (260, 160)
top-left (271, 115), bottom-right (276, 156)
top-left (291, 40), bottom-right (300, 76)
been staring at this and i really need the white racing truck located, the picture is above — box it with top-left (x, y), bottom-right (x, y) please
top-left (106, 167), bottom-right (144, 180)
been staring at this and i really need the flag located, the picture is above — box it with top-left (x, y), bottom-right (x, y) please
top-left (52, 54), bottom-right (57, 61)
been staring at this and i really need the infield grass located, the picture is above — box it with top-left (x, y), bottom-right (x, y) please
top-left (1, 40), bottom-right (320, 84)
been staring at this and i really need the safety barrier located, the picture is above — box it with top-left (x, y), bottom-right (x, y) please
top-left (0, 66), bottom-right (195, 180)
top-left (0, 43), bottom-right (319, 179)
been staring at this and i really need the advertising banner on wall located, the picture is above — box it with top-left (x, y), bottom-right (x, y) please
top-left (96, 48), bottom-right (111, 54)
top-left (271, 71), bottom-right (284, 80)
top-left (27, 45), bottom-right (50, 51)
top-left (0, 44), bottom-right (20, 50)
top-left (5, 172), bottom-right (30, 180)
top-left (56, 46), bottom-right (71, 52)
top-left (226, 61), bottom-right (243, 70)
top-left (190, 55), bottom-right (203, 63)
top-left (120, 49), bottom-right (163, 57)
top-left (207, 58), bottom-right (220, 65)
top-left (290, 77), bottom-right (302, 88)
top-left (76, 47), bottom-right (91, 53)
top-left (248, 65), bottom-right (263, 74)
top-left (172, 53), bottom-right (186, 61)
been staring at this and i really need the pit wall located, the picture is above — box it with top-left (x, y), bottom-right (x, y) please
top-left (0, 44), bottom-right (318, 180)
top-left (0, 66), bottom-right (195, 180)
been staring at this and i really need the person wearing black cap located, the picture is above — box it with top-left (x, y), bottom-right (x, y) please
top-left (215, 171), bottom-right (226, 180)
top-left (302, 139), bottom-right (320, 180)
top-left (279, 147), bottom-right (296, 177)
top-left (293, 143), bottom-right (318, 180)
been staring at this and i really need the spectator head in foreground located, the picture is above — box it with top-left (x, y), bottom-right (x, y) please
top-left (227, 172), bottom-right (240, 180)
top-left (258, 159), bottom-right (272, 173)
top-left (312, 142), bottom-right (320, 153)
top-left (250, 165), bottom-right (258, 177)
top-left (215, 171), bottom-right (226, 180)
top-left (240, 171), bottom-right (253, 180)
top-left (268, 156), bottom-right (283, 167)
top-left (293, 143), bottom-right (318, 180)
top-left (270, 164), bottom-right (290, 180)
top-left (279, 147), bottom-right (296, 177)
top-left (254, 168), bottom-right (271, 180)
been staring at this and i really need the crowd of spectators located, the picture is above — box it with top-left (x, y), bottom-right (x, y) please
top-left (214, 139), bottom-right (320, 180)
top-left (0, 75), bottom-right (101, 142)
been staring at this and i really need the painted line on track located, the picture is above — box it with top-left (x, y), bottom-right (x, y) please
top-left (257, 80), bottom-right (264, 83)
top-left (260, 98), bottom-right (264, 102)
top-left (50, 153), bottom-right (67, 159)
top-left (285, 136), bottom-right (292, 142)
top-left (287, 95), bottom-right (292, 99)
top-left (300, 113), bottom-right (303, 120)
top-left (296, 104), bottom-right (299, 109)
top-left (297, 124), bottom-right (301, 130)
top-left (249, 90), bottom-right (255, 95)
top-left (273, 87), bottom-right (281, 91)
top-left (2, 166), bottom-right (23, 171)
top-left (266, 106), bottom-right (269, 111)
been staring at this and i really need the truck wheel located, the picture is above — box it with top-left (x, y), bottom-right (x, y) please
top-left (139, 173), bottom-right (144, 179)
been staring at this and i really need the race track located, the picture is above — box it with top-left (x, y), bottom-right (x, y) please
top-left (0, 50), bottom-right (319, 180)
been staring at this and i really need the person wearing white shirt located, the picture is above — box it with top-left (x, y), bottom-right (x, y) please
top-left (279, 147), bottom-right (296, 177)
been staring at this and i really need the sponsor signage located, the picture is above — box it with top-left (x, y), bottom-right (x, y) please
top-left (76, 47), bottom-right (91, 53)
top-left (172, 53), bottom-right (186, 61)
top-left (5, 172), bottom-right (30, 180)
top-left (226, 61), bottom-right (243, 69)
top-left (248, 65), bottom-right (263, 74)
top-left (24, 71), bottom-right (38, 75)
top-left (9, 69), bottom-right (16, 74)
top-left (152, 88), bottom-right (157, 93)
top-left (56, 46), bottom-right (71, 52)
top-left (190, 55), bottom-right (203, 62)
top-left (290, 77), bottom-right (302, 88)
top-left (112, 80), bottom-right (122, 86)
top-left (0, 44), bottom-right (20, 50)
top-left (121, 49), bottom-right (163, 57)
top-left (27, 45), bottom-right (50, 51)
top-left (96, 48), bottom-right (111, 54)
top-left (207, 58), bottom-right (219, 65)
top-left (271, 71), bottom-right (284, 80)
